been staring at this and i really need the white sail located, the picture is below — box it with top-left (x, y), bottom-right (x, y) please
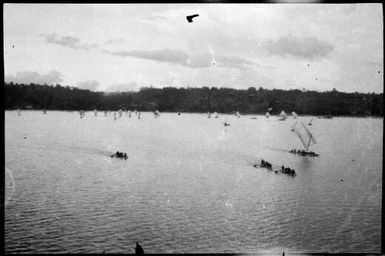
top-left (292, 111), bottom-right (298, 118)
top-left (292, 121), bottom-right (316, 151)
top-left (278, 110), bottom-right (287, 120)
top-left (279, 110), bottom-right (288, 118)
top-left (265, 112), bottom-right (270, 118)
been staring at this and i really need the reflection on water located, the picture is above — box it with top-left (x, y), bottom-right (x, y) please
top-left (5, 111), bottom-right (382, 253)
top-left (297, 157), bottom-right (313, 170)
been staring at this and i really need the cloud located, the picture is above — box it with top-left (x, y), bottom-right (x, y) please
top-left (77, 80), bottom-right (99, 91)
top-left (104, 49), bottom-right (190, 65)
top-left (264, 35), bottom-right (334, 59)
top-left (145, 14), bottom-right (168, 22)
top-left (42, 33), bottom-right (97, 50)
top-left (5, 70), bottom-right (63, 85)
top-left (106, 82), bottom-right (140, 92)
top-left (103, 49), bottom-right (258, 70)
top-left (104, 38), bottom-right (126, 45)
top-left (216, 55), bottom-right (256, 69)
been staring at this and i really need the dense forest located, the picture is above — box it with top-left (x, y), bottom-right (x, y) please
top-left (4, 82), bottom-right (383, 116)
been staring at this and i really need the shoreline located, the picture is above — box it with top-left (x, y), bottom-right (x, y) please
top-left (5, 109), bottom-right (383, 118)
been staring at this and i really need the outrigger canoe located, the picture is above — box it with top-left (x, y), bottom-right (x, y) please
top-left (289, 150), bottom-right (319, 157)
top-left (252, 161), bottom-right (296, 177)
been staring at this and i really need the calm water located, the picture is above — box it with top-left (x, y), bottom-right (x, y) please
top-left (5, 111), bottom-right (382, 253)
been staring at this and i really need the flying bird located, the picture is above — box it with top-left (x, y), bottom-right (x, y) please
top-left (186, 14), bottom-right (199, 23)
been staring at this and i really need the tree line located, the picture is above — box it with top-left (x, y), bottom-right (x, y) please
top-left (4, 82), bottom-right (383, 116)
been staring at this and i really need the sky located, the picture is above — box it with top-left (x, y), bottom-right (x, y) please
top-left (4, 3), bottom-right (383, 93)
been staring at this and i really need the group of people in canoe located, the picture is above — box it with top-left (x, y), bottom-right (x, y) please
top-left (111, 151), bottom-right (128, 159)
top-left (260, 159), bottom-right (272, 169)
top-left (281, 165), bottom-right (296, 175)
top-left (255, 159), bottom-right (295, 176)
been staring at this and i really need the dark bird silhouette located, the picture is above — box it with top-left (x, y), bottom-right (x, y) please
top-left (186, 14), bottom-right (199, 23)
top-left (135, 242), bottom-right (144, 255)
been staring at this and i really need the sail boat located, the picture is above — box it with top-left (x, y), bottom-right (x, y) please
top-left (290, 121), bottom-right (319, 156)
top-left (291, 111), bottom-right (298, 119)
top-left (308, 118), bottom-right (313, 125)
top-left (265, 112), bottom-right (270, 118)
top-left (278, 110), bottom-right (288, 121)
